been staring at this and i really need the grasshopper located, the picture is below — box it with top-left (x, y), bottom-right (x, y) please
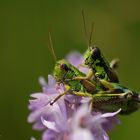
top-left (47, 32), bottom-right (96, 105)
top-left (47, 32), bottom-right (140, 115)
top-left (51, 59), bottom-right (96, 105)
top-left (78, 11), bottom-right (119, 83)
top-left (80, 18), bottom-right (140, 114)
top-left (83, 46), bottom-right (119, 83)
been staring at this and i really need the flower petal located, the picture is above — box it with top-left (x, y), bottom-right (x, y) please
top-left (39, 76), bottom-right (47, 87)
top-left (32, 121), bottom-right (45, 130)
top-left (42, 130), bottom-right (62, 140)
top-left (48, 75), bottom-right (56, 87)
top-left (66, 51), bottom-right (89, 74)
top-left (101, 109), bottom-right (121, 118)
top-left (66, 51), bottom-right (83, 67)
top-left (41, 116), bottom-right (59, 132)
top-left (30, 93), bottom-right (45, 98)
top-left (72, 104), bottom-right (89, 129)
top-left (71, 128), bottom-right (94, 140)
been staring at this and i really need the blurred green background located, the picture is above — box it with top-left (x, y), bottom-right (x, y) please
top-left (0, 0), bottom-right (140, 140)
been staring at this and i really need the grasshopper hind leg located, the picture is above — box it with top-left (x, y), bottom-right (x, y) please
top-left (50, 87), bottom-right (93, 105)
top-left (95, 76), bottom-right (115, 91)
top-left (50, 85), bottom-right (70, 105)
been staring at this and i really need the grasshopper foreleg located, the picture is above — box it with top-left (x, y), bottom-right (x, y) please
top-left (73, 91), bottom-right (93, 97)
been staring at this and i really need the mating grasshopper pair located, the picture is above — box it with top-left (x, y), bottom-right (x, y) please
top-left (47, 32), bottom-right (140, 115)
top-left (47, 10), bottom-right (140, 114)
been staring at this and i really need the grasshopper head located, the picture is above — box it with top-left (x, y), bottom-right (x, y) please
top-left (84, 46), bottom-right (101, 66)
top-left (53, 59), bottom-right (70, 82)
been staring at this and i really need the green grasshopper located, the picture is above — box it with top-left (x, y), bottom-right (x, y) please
top-left (72, 46), bottom-right (119, 83)
top-left (50, 59), bottom-right (96, 104)
top-left (79, 11), bottom-right (119, 83)
top-left (80, 18), bottom-right (140, 114)
top-left (47, 32), bottom-right (140, 115)
top-left (83, 46), bottom-right (119, 82)
top-left (46, 32), bottom-right (96, 104)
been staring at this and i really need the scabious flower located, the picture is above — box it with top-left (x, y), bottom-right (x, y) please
top-left (41, 103), bottom-right (121, 140)
top-left (28, 51), bottom-right (121, 140)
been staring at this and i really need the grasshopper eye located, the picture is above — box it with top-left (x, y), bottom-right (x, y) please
top-left (60, 63), bottom-right (69, 71)
top-left (92, 47), bottom-right (101, 59)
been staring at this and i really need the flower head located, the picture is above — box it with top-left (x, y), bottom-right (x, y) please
top-left (41, 103), bottom-right (121, 140)
top-left (28, 51), bottom-right (121, 140)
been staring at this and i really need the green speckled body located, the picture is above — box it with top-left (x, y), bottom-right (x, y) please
top-left (93, 83), bottom-right (140, 114)
top-left (84, 46), bottom-right (119, 82)
top-left (53, 59), bottom-right (88, 92)
top-left (53, 59), bottom-right (140, 115)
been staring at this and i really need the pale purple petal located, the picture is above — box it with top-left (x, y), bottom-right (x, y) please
top-left (30, 93), bottom-right (46, 98)
top-left (28, 105), bottom-right (49, 123)
top-left (80, 97), bottom-right (91, 103)
top-left (41, 100), bottom-right (68, 133)
top-left (71, 128), bottom-right (94, 140)
top-left (28, 93), bottom-right (51, 110)
top-left (58, 97), bottom-right (67, 122)
top-left (39, 76), bottom-right (47, 87)
top-left (28, 93), bottom-right (59, 123)
top-left (66, 51), bottom-right (89, 74)
top-left (93, 129), bottom-right (109, 140)
top-left (42, 130), bottom-right (62, 140)
top-left (102, 131), bottom-right (109, 140)
top-left (101, 109), bottom-right (121, 118)
top-left (72, 104), bottom-right (89, 129)
top-left (64, 96), bottom-right (90, 119)
top-left (43, 86), bottom-right (58, 95)
top-left (32, 120), bottom-right (45, 130)
top-left (41, 116), bottom-right (59, 132)
top-left (90, 109), bottom-right (121, 126)
top-left (42, 75), bottom-right (58, 94)
top-left (101, 109), bottom-right (121, 131)
top-left (102, 116), bottom-right (121, 131)
top-left (66, 51), bottom-right (83, 67)
top-left (57, 83), bottom-right (65, 93)
top-left (65, 94), bottom-right (83, 104)
top-left (48, 75), bottom-right (56, 87)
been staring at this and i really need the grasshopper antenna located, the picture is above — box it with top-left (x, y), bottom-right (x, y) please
top-left (47, 31), bottom-right (57, 63)
top-left (82, 9), bottom-right (89, 48)
top-left (82, 10), bottom-right (94, 48)
top-left (89, 22), bottom-right (94, 47)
